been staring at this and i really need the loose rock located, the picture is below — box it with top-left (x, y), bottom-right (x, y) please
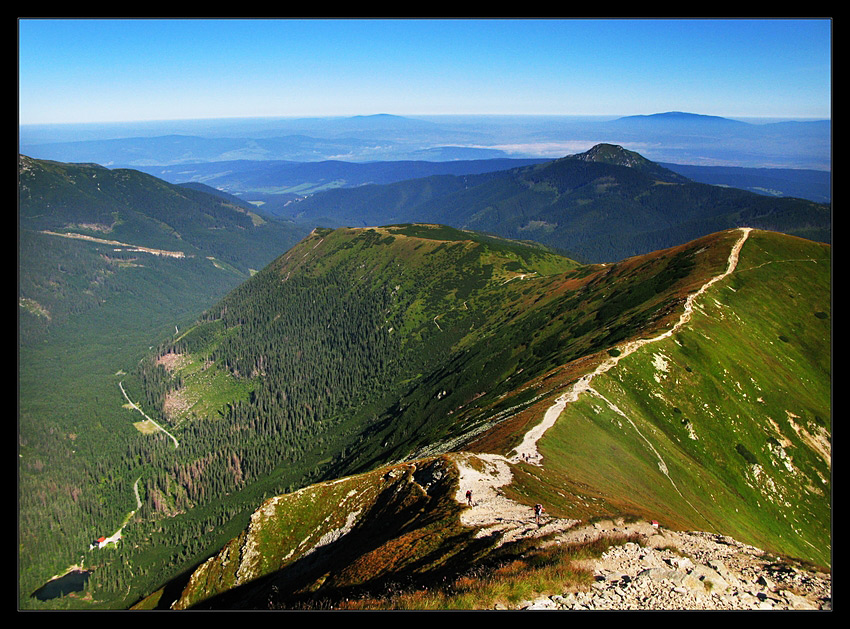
top-left (519, 520), bottom-right (831, 610)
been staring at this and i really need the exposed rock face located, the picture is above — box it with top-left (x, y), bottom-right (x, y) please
top-left (518, 520), bottom-right (831, 611)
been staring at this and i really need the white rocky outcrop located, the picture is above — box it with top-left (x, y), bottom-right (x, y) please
top-left (516, 520), bottom-right (831, 611)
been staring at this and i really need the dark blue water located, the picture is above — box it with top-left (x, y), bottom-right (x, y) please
top-left (31, 570), bottom-right (91, 601)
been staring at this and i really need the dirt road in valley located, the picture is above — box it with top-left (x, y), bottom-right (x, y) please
top-left (119, 381), bottom-right (179, 449)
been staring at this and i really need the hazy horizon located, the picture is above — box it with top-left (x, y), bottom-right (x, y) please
top-left (19, 111), bottom-right (831, 128)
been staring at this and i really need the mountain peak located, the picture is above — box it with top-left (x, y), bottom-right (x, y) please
top-left (570, 143), bottom-right (653, 168)
top-left (615, 111), bottom-right (744, 123)
top-left (563, 143), bottom-right (689, 184)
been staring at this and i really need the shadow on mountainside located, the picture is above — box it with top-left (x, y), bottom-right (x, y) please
top-left (184, 458), bottom-right (503, 609)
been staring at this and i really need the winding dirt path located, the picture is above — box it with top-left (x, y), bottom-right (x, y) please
top-left (453, 228), bottom-right (753, 546)
top-left (454, 453), bottom-right (580, 547)
top-left (509, 227), bottom-right (751, 465)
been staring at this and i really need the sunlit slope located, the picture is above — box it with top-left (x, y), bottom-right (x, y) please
top-left (529, 229), bottom-right (830, 566)
top-left (131, 224), bottom-right (583, 494)
top-left (18, 154), bottom-right (306, 276)
top-left (146, 222), bottom-right (734, 484)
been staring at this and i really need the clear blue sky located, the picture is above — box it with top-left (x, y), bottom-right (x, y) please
top-left (18, 18), bottom-right (832, 125)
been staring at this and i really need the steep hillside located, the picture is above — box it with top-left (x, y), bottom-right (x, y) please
top-left (126, 225), bottom-right (829, 609)
top-left (120, 225), bottom-right (583, 490)
top-left (18, 155), bottom-right (310, 343)
top-left (499, 229), bottom-right (831, 565)
top-left (19, 155), bottom-right (307, 275)
top-left (163, 456), bottom-right (473, 609)
top-left (282, 144), bottom-right (830, 262)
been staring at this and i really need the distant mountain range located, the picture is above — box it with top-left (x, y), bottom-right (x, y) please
top-left (125, 156), bottom-right (829, 210)
top-left (278, 143), bottom-right (831, 263)
top-left (612, 111), bottom-right (752, 127)
top-left (133, 157), bottom-right (552, 199)
top-left (660, 163), bottom-right (830, 204)
top-left (19, 111), bottom-right (831, 170)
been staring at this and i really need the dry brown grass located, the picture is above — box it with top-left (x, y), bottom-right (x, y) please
top-left (323, 532), bottom-right (644, 610)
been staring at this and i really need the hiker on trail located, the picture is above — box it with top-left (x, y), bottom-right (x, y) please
top-left (466, 490), bottom-right (473, 506)
top-left (534, 503), bottom-right (544, 526)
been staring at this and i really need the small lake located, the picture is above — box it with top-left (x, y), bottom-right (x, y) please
top-left (31, 569), bottom-right (91, 601)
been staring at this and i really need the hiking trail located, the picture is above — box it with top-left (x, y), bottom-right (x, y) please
top-left (454, 228), bottom-right (753, 547)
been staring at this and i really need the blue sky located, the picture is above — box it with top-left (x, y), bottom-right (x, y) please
top-left (18, 18), bottom-right (832, 125)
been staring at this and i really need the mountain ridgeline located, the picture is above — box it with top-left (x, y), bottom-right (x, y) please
top-left (129, 225), bottom-right (583, 480)
top-left (18, 155), bottom-right (306, 275)
top-left (18, 155), bottom-right (310, 343)
top-left (282, 144), bottom-right (831, 263)
top-left (127, 223), bottom-right (830, 609)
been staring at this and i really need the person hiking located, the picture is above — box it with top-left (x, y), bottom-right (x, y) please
top-left (466, 490), bottom-right (473, 506)
top-left (534, 503), bottom-right (544, 526)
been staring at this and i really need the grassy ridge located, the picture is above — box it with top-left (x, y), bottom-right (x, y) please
top-left (141, 452), bottom-right (639, 611)
top-left (126, 225), bottom-right (589, 498)
top-left (152, 456), bottom-right (483, 609)
top-left (523, 230), bottom-right (830, 566)
top-left (23, 222), bottom-right (829, 609)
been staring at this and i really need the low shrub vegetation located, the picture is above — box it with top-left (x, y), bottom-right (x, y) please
top-left (330, 533), bottom-right (642, 610)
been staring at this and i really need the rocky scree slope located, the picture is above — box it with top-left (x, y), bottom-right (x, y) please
top-left (517, 520), bottom-right (831, 610)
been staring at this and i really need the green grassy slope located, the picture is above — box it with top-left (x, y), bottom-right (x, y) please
top-left (137, 224), bottom-right (582, 475)
top-left (144, 223), bottom-right (735, 486)
top-left (519, 229), bottom-right (831, 566)
top-left (19, 155), bottom-right (306, 275)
